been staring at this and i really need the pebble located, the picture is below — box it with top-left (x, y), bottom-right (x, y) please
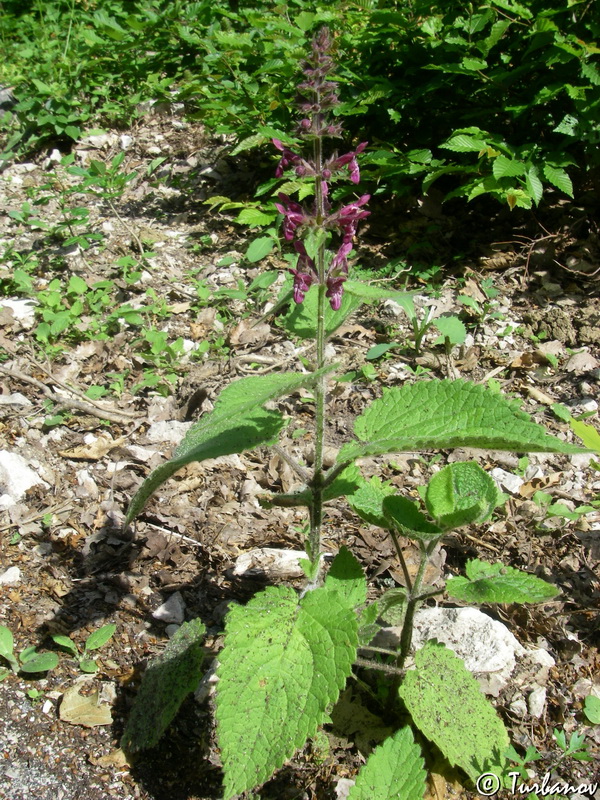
top-left (528, 685), bottom-right (547, 718)
top-left (152, 591), bottom-right (186, 624)
top-left (0, 566), bottom-right (21, 584)
top-left (490, 467), bottom-right (524, 495)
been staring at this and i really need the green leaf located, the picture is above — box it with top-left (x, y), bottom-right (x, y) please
top-left (348, 726), bottom-right (426, 800)
top-left (236, 208), bottom-right (274, 227)
top-left (347, 475), bottom-right (397, 529)
top-left (0, 626), bottom-right (18, 672)
top-left (79, 659), bottom-right (99, 673)
top-left (439, 134), bottom-right (489, 153)
top-left (525, 166), bottom-right (543, 205)
top-left (246, 236), bottom-right (275, 262)
top-left (431, 315), bottom-right (467, 346)
top-left (19, 651), bottom-right (59, 673)
top-left (584, 695), bottom-right (600, 725)
top-left (282, 284), bottom-right (363, 339)
top-left (343, 281), bottom-right (415, 317)
top-left (543, 165), bottom-right (574, 198)
top-left (399, 641), bottom-right (509, 782)
top-left (121, 618), bottom-right (206, 752)
top-left (217, 585), bottom-right (357, 799)
top-left (51, 634), bottom-right (78, 657)
top-left (85, 623), bottom-right (116, 652)
top-left (325, 546), bottom-right (367, 609)
top-left (446, 560), bottom-right (559, 604)
top-left (366, 343), bottom-right (398, 361)
top-left (338, 380), bottom-right (586, 464)
top-left (425, 462), bottom-right (501, 529)
top-left (125, 370), bottom-right (332, 524)
top-left (383, 496), bottom-right (442, 543)
top-left (569, 419), bottom-right (600, 451)
top-left (492, 155), bottom-right (525, 179)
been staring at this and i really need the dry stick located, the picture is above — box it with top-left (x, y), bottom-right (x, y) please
top-left (107, 198), bottom-right (146, 256)
top-left (0, 366), bottom-right (137, 424)
top-left (32, 357), bottom-right (138, 418)
top-left (0, 500), bottom-right (74, 533)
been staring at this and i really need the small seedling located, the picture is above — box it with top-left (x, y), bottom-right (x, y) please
top-left (0, 625), bottom-right (59, 674)
top-left (553, 728), bottom-right (593, 763)
top-left (52, 623), bottom-right (116, 673)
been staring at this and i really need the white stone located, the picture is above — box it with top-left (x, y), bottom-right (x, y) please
top-left (0, 450), bottom-right (48, 510)
top-left (0, 298), bottom-right (37, 328)
top-left (377, 606), bottom-right (526, 696)
top-left (335, 778), bottom-right (356, 800)
top-left (0, 393), bottom-right (32, 407)
top-left (145, 420), bottom-right (192, 446)
top-left (509, 695), bottom-right (528, 717)
top-left (152, 592), bottom-right (186, 624)
top-left (528, 685), bottom-right (547, 718)
top-left (120, 134), bottom-right (133, 150)
top-left (232, 548), bottom-right (309, 580)
top-left (0, 566), bottom-right (21, 584)
top-left (490, 467), bottom-right (524, 495)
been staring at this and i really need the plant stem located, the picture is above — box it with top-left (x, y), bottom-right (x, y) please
top-left (396, 540), bottom-right (436, 672)
top-left (307, 134), bottom-right (327, 578)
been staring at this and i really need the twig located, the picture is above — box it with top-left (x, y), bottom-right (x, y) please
top-left (0, 500), bottom-right (74, 532)
top-left (143, 521), bottom-right (204, 549)
top-left (0, 366), bottom-right (137, 424)
top-left (107, 198), bottom-right (146, 256)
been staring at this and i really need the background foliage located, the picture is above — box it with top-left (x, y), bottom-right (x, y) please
top-left (1, 0), bottom-right (598, 207)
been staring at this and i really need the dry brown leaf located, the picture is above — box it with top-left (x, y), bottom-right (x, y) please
top-left (519, 473), bottom-right (561, 499)
top-left (229, 320), bottom-right (271, 347)
top-left (88, 748), bottom-right (130, 767)
top-left (59, 685), bottom-right (113, 727)
top-left (59, 434), bottom-right (125, 460)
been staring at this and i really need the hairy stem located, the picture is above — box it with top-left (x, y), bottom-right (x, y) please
top-left (307, 134), bottom-right (327, 578)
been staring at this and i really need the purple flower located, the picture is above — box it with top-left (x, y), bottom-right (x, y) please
top-left (275, 193), bottom-right (307, 240)
top-left (326, 275), bottom-right (346, 310)
top-left (330, 239), bottom-right (353, 273)
top-left (328, 194), bottom-right (371, 240)
top-left (289, 241), bottom-right (317, 304)
top-left (290, 269), bottom-right (315, 304)
top-left (326, 142), bottom-right (368, 184)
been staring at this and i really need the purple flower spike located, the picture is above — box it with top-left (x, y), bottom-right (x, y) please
top-left (275, 193), bottom-right (306, 240)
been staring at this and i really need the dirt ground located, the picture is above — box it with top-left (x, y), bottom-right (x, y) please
top-left (0, 107), bottom-right (599, 800)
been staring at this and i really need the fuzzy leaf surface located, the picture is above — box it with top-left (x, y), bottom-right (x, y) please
top-left (325, 545), bottom-right (367, 609)
top-left (126, 370), bottom-right (331, 524)
top-left (347, 475), bottom-right (396, 528)
top-left (338, 380), bottom-right (585, 464)
top-left (121, 618), bottom-right (206, 752)
top-left (217, 585), bottom-right (357, 799)
top-left (425, 462), bottom-right (501, 529)
top-left (347, 726), bottom-right (427, 800)
top-left (399, 641), bottom-right (508, 782)
top-left (446, 560), bottom-right (558, 604)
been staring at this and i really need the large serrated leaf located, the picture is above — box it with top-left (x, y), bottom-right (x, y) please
top-left (347, 726), bottom-right (427, 800)
top-left (121, 618), bottom-right (206, 752)
top-left (446, 560), bottom-right (558, 604)
top-left (126, 370), bottom-right (332, 524)
top-left (216, 585), bottom-right (357, 799)
top-left (338, 380), bottom-right (586, 464)
top-left (325, 545), bottom-right (367, 609)
top-left (399, 641), bottom-right (508, 782)
top-left (439, 134), bottom-right (489, 152)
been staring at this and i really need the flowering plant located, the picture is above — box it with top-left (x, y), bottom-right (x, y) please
top-left (123, 26), bottom-right (589, 800)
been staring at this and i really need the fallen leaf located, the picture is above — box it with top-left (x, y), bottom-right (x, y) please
top-left (519, 473), bottom-right (561, 499)
top-left (59, 684), bottom-right (113, 727)
top-left (89, 748), bottom-right (130, 767)
top-left (565, 351), bottom-right (600, 373)
top-left (59, 434), bottom-right (125, 460)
